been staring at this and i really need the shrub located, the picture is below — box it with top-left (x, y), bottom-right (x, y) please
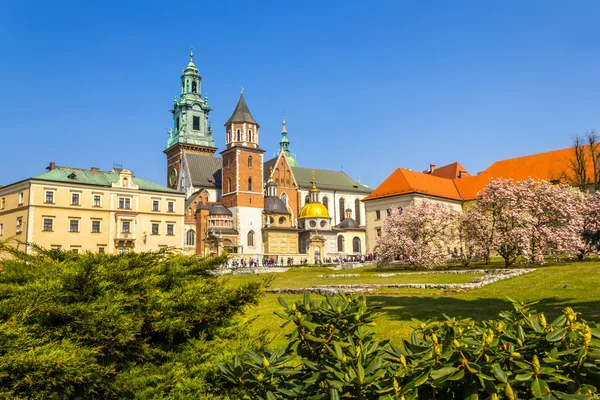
top-left (0, 244), bottom-right (265, 399)
top-left (220, 293), bottom-right (600, 399)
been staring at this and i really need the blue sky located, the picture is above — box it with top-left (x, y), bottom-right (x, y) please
top-left (1, 1), bottom-right (599, 189)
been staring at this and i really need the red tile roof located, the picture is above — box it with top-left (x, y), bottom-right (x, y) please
top-left (365, 146), bottom-right (586, 202)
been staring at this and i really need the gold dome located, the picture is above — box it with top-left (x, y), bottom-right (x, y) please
top-left (299, 203), bottom-right (330, 219)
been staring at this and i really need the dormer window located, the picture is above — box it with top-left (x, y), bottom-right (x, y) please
top-left (68, 172), bottom-right (77, 180)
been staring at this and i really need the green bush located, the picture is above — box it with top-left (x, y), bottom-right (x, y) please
top-left (0, 244), bottom-right (266, 399)
top-left (219, 293), bottom-right (600, 399)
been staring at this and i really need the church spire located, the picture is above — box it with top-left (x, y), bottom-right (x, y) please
top-left (225, 93), bottom-right (258, 126)
top-left (279, 111), bottom-right (297, 167)
top-left (224, 92), bottom-right (260, 148)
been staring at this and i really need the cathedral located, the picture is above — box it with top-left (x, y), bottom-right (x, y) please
top-left (164, 51), bottom-right (371, 262)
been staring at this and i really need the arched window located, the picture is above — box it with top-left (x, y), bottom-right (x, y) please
top-left (248, 156), bottom-right (253, 168)
top-left (123, 177), bottom-right (128, 188)
top-left (353, 237), bottom-right (361, 253)
top-left (192, 81), bottom-right (197, 93)
top-left (227, 158), bottom-right (231, 170)
top-left (280, 192), bottom-right (287, 205)
top-left (248, 129), bottom-right (253, 142)
top-left (236, 129), bottom-right (241, 141)
top-left (248, 177), bottom-right (253, 191)
top-left (248, 230), bottom-right (255, 247)
top-left (355, 199), bottom-right (361, 225)
top-left (227, 130), bottom-right (231, 143)
top-left (227, 178), bottom-right (231, 193)
top-left (305, 195), bottom-right (310, 205)
top-left (337, 236), bottom-right (345, 252)
top-left (339, 198), bottom-right (345, 221)
top-left (186, 230), bottom-right (195, 246)
top-left (322, 196), bottom-right (329, 210)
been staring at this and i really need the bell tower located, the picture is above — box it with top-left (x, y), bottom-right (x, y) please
top-left (221, 91), bottom-right (265, 254)
top-left (164, 48), bottom-right (216, 189)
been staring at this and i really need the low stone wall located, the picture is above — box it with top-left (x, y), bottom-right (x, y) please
top-left (211, 267), bottom-right (290, 276)
top-left (317, 274), bottom-right (360, 278)
top-left (266, 268), bottom-right (535, 295)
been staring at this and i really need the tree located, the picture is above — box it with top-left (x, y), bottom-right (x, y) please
top-left (457, 209), bottom-right (491, 265)
top-left (569, 130), bottom-right (600, 190)
top-left (580, 191), bottom-right (600, 258)
top-left (376, 200), bottom-right (459, 268)
top-left (468, 179), bottom-right (585, 266)
top-left (0, 244), bottom-right (265, 399)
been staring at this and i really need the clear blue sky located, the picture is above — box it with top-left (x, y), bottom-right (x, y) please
top-left (1, 1), bottom-right (598, 189)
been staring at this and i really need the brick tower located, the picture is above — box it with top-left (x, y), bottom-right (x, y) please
top-left (164, 48), bottom-right (216, 189)
top-left (221, 92), bottom-right (265, 254)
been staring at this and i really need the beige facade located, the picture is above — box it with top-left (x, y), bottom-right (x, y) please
top-left (364, 194), bottom-right (463, 254)
top-left (0, 168), bottom-right (185, 255)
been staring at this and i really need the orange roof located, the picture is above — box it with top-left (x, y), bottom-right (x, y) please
top-left (366, 145), bottom-right (589, 202)
top-left (431, 162), bottom-right (471, 179)
top-left (363, 168), bottom-right (461, 201)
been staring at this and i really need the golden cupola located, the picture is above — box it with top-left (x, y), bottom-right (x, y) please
top-left (299, 171), bottom-right (330, 219)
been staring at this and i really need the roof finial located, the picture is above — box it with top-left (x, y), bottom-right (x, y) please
top-left (240, 86), bottom-right (244, 94)
top-left (189, 46), bottom-right (194, 61)
top-left (311, 170), bottom-right (316, 187)
top-left (270, 166), bottom-right (274, 176)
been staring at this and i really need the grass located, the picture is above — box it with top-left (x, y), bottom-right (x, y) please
top-left (224, 260), bottom-right (600, 348)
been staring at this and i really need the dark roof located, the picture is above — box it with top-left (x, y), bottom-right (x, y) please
top-left (337, 218), bottom-right (363, 230)
top-left (225, 94), bottom-right (258, 126)
top-left (185, 191), bottom-right (202, 209)
top-left (33, 167), bottom-right (180, 194)
top-left (264, 196), bottom-right (289, 214)
top-left (209, 203), bottom-right (232, 216)
top-left (183, 154), bottom-right (222, 188)
top-left (263, 157), bottom-right (278, 182)
top-left (291, 167), bottom-right (372, 193)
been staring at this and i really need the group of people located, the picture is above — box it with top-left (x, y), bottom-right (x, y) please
top-left (221, 253), bottom-right (376, 268)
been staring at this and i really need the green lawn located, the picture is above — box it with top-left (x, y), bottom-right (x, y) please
top-left (224, 261), bottom-right (600, 348)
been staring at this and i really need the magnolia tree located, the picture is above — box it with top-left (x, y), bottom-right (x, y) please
top-left (465, 178), bottom-right (585, 266)
top-left (376, 200), bottom-right (459, 268)
top-left (580, 191), bottom-right (600, 258)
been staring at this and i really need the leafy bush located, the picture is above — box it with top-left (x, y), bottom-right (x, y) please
top-left (0, 244), bottom-right (265, 399)
top-left (220, 293), bottom-right (600, 399)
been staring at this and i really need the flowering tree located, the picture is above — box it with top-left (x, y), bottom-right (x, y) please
top-left (457, 209), bottom-right (491, 265)
top-left (466, 178), bottom-right (585, 266)
top-left (376, 200), bottom-right (459, 268)
top-left (580, 191), bottom-right (600, 258)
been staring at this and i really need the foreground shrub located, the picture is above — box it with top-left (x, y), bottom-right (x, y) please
top-left (0, 245), bottom-right (265, 399)
top-left (220, 293), bottom-right (600, 399)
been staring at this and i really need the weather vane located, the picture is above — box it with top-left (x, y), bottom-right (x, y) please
top-left (240, 86), bottom-right (244, 94)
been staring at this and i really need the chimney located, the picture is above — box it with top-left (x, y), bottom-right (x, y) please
top-left (47, 162), bottom-right (56, 171)
top-left (429, 164), bottom-right (436, 173)
top-left (91, 167), bottom-right (100, 172)
top-left (458, 170), bottom-right (466, 178)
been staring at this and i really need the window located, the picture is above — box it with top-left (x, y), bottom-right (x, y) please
top-left (18, 191), bottom-right (24, 205)
top-left (375, 210), bottom-right (381, 220)
top-left (309, 220), bottom-right (316, 228)
top-left (320, 220), bottom-right (326, 228)
top-left (0, 223), bottom-right (3, 236)
top-left (339, 198), bottom-right (345, 221)
top-left (248, 129), bottom-right (253, 142)
top-left (98, 247), bottom-right (105, 254)
top-left (247, 230), bottom-right (255, 247)
top-left (192, 81), bottom-right (197, 93)
top-left (280, 192), bottom-right (287, 205)
top-left (227, 158), bottom-right (231, 170)
top-left (92, 221), bottom-right (101, 233)
top-left (152, 223), bottom-right (159, 235)
top-left (386, 209), bottom-right (391, 217)
top-left (376, 228), bottom-right (382, 237)
top-left (45, 191), bottom-right (54, 204)
top-left (122, 221), bottom-right (130, 233)
top-left (322, 196), bottom-right (329, 210)
top-left (248, 177), bottom-right (253, 191)
top-left (69, 220), bottom-right (79, 232)
top-left (227, 179), bottom-right (231, 192)
top-left (118, 248), bottom-right (130, 255)
top-left (337, 236), bottom-right (345, 252)
top-left (71, 248), bottom-right (79, 254)
top-left (167, 201), bottom-right (174, 212)
top-left (176, 117), bottom-right (180, 131)
top-left (43, 218), bottom-right (53, 231)
top-left (93, 195), bottom-right (101, 207)
top-left (355, 199), bottom-right (361, 225)
top-left (167, 224), bottom-right (174, 235)
top-left (227, 130), bottom-right (231, 143)
top-left (248, 156), bottom-right (253, 168)
top-left (278, 216), bottom-right (286, 224)
top-left (1, 198), bottom-right (4, 209)
top-left (123, 177), bottom-right (129, 188)
top-left (152, 200), bottom-right (159, 211)
top-left (118, 198), bottom-right (131, 209)
top-left (305, 195), bottom-right (310, 205)
top-left (193, 116), bottom-right (200, 130)
top-left (236, 129), bottom-right (241, 141)
top-left (71, 193), bottom-right (80, 205)
top-left (16, 217), bottom-right (23, 233)
top-left (353, 237), bottom-right (361, 253)
top-left (186, 230), bottom-right (195, 246)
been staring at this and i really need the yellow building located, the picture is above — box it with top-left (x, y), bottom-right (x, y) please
top-left (0, 163), bottom-right (185, 254)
